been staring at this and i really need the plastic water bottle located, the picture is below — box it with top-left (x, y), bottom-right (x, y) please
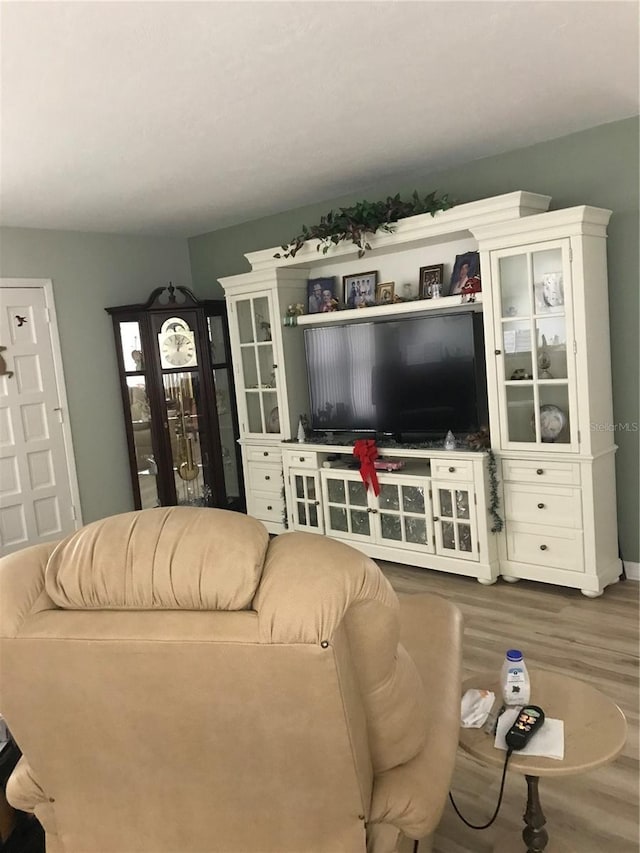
top-left (500, 649), bottom-right (531, 706)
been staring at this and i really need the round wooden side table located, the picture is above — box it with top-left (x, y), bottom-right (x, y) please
top-left (458, 671), bottom-right (627, 853)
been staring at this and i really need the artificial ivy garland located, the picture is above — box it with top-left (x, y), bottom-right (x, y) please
top-left (274, 191), bottom-right (454, 260)
top-left (486, 449), bottom-right (504, 533)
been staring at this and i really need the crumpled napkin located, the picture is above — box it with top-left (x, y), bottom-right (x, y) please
top-left (460, 688), bottom-right (496, 728)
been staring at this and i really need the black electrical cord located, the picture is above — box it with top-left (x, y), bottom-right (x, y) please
top-left (448, 748), bottom-right (513, 830)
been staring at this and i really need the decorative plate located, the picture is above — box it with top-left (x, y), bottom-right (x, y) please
top-left (267, 406), bottom-right (280, 433)
top-left (535, 404), bottom-right (567, 442)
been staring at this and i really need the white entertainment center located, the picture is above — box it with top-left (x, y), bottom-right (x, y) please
top-left (219, 192), bottom-right (621, 596)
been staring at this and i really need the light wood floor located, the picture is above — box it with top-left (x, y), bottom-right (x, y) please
top-left (377, 562), bottom-right (640, 853)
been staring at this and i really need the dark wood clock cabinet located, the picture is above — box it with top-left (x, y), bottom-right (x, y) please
top-left (106, 285), bottom-right (245, 512)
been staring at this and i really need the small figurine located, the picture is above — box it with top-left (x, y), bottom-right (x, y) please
top-left (297, 416), bottom-right (306, 443)
top-left (286, 303), bottom-right (305, 317)
top-left (461, 275), bottom-right (482, 303)
top-left (466, 427), bottom-right (491, 450)
top-left (444, 430), bottom-right (457, 450)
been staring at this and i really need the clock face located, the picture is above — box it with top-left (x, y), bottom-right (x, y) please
top-left (160, 331), bottom-right (197, 368)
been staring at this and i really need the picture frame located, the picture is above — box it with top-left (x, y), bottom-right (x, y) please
top-left (376, 281), bottom-right (395, 305)
top-left (418, 264), bottom-right (444, 300)
top-left (447, 251), bottom-right (480, 297)
top-left (307, 277), bottom-right (337, 314)
top-left (343, 271), bottom-right (378, 308)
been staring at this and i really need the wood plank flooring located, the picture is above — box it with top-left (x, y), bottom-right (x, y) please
top-left (376, 562), bottom-right (639, 853)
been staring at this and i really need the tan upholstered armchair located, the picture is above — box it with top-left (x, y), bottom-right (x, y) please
top-left (0, 507), bottom-right (462, 853)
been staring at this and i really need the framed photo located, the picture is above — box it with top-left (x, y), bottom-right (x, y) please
top-left (343, 271), bottom-right (378, 308)
top-left (307, 277), bottom-right (337, 314)
top-left (376, 281), bottom-right (395, 305)
top-left (447, 251), bottom-right (480, 297)
top-left (419, 264), bottom-right (444, 300)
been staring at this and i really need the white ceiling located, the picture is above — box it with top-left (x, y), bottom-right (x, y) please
top-left (1, 1), bottom-right (638, 238)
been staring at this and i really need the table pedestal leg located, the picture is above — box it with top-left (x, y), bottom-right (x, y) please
top-left (522, 774), bottom-right (549, 852)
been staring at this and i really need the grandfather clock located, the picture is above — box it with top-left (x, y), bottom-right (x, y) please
top-left (106, 285), bottom-right (244, 512)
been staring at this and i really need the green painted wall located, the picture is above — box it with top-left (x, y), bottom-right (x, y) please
top-left (0, 228), bottom-right (192, 524)
top-left (189, 117), bottom-right (639, 563)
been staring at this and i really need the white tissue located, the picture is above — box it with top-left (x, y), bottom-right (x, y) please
top-left (460, 688), bottom-right (496, 728)
top-left (494, 707), bottom-right (565, 759)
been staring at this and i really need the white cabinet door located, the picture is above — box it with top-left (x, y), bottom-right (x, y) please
top-left (229, 292), bottom-right (281, 438)
top-left (289, 468), bottom-right (323, 533)
top-left (489, 239), bottom-right (579, 451)
top-left (432, 480), bottom-right (478, 561)
top-left (320, 469), bottom-right (373, 542)
top-left (375, 476), bottom-right (435, 553)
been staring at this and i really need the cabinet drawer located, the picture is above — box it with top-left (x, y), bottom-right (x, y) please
top-left (431, 459), bottom-right (473, 481)
top-left (246, 446), bottom-right (282, 464)
top-left (505, 523), bottom-right (583, 572)
top-left (283, 450), bottom-right (318, 469)
top-left (504, 483), bottom-right (582, 529)
top-left (502, 459), bottom-right (581, 486)
top-left (249, 492), bottom-right (285, 524)
top-left (247, 463), bottom-right (282, 494)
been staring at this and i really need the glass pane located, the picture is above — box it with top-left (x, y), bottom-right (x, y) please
top-left (253, 297), bottom-right (272, 342)
top-left (441, 521), bottom-right (456, 550)
top-left (327, 479), bottom-right (346, 504)
top-left (237, 300), bottom-right (255, 344)
top-left (306, 477), bottom-right (316, 500)
top-left (532, 249), bottom-right (564, 315)
top-left (348, 480), bottom-right (368, 506)
top-left (503, 320), bottom-right (533, 380)
top-left (212, 368), bottom-right (239, 504)
top-left (126, 377), bottom-right (158, 509)
top-left (297, 502), bottom-right (306, 526)
top-left (538, 385), bottom-right (571, 444)
top-left (380, 513), bottom-right (402, 541)
top-left (459, 524), bottom-right (473, 552)
top-left (406, 517), bottom-right (427, 545)
top-left (309, 504), bottom-right (318, 528)
top-left (506, 384), bottom-right (536, 443)
top-left (163, 372), bottom-right (209, 507)
top-left (264, 393), bottom-right (279, 434)
top-left (246, 393), bottom-right (263, 433)
top-left (295, 475), bottom-right (304, 499)
top-left (499, 254), bottom-right (530, 317)
top-left (258, 346), bottom-right (276, 388)
top-left (536, 317), bottom-right (568, 380)
top-left (207, 316), bottom-right (227, 363)
top-left (350, 509), bottom-right (370, 536)
top-left (329, 506), bottom-right (348, 532)
top-left (402, 485), bottom-right (424, 513)
top-left (439, 489), bottom-right (453, 517)
top-left (119, 322), bottom-right (144, 372)
top-left (379, 483), bottom-right (400, 511)
top-left (456, 490), bottom-right (470, 519)
top-left (241, 348), bottom-right (259, 388)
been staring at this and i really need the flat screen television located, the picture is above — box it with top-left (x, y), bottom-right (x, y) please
top-left (304, 311), bottom-right (488, 439)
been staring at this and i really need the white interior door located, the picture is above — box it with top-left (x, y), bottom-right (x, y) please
top-left (0, 280), bottom-right (81, 555)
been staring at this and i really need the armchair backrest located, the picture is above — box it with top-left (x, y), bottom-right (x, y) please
top-left (0, 507), bottom-right (433, 853)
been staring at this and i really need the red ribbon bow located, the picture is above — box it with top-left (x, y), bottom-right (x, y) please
top-left (353, 439), bottom-right (380, 497)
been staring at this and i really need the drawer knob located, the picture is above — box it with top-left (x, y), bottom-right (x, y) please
top-left (299, 457), bottom-right (305, 462)
top-left (540, 544), bottom-right (548, 551)
top-left (537, 503), bottom-right (545, 509)
top-left (536, 468), bottom-right (544, 475)
top-left (263, 451), bottom-right (269, 457)
top-left (448, 466), bottom-right (455, 473)
top-left (265, 475), bottom-right (270, 481)
top-left (267, 505), bottom-right (272, 511)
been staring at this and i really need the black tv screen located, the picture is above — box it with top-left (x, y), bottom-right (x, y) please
top-left (304, 311), bottom-right (487, 438)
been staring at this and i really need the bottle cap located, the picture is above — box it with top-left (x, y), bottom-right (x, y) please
top-left (506, 649), bottom-right (523, 661)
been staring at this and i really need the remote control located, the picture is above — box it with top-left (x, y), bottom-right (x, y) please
top-left (505, 705), bottom-right (545, 751)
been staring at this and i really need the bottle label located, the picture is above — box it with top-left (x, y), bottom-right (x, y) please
top-left (505, 666), bottom-right (527, 699)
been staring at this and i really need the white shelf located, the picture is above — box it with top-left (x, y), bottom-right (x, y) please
top-left (295, 294), bottom-right (482, 327)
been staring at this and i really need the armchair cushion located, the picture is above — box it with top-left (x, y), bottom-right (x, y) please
top-left (45, 507), bottom-right (269, 611)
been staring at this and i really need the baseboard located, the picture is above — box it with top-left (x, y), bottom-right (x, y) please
top-left (623, 560), bottom-right (640, 581)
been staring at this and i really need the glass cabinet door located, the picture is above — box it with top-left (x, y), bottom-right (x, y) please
top-left (321, 470), bottom-right (372, 541)
top-left (376, 476), bottom-right (434, 553)
top-left (432, 482), bottom-right (478, 561)
top-left (117, 321), bottom-right (159, 509)
top-left (493, 241), bottom-right (577, 449)
top-left (234, 293), bottom-right (280, 436)
top-left (290, 469), bottom-right (323, 533)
